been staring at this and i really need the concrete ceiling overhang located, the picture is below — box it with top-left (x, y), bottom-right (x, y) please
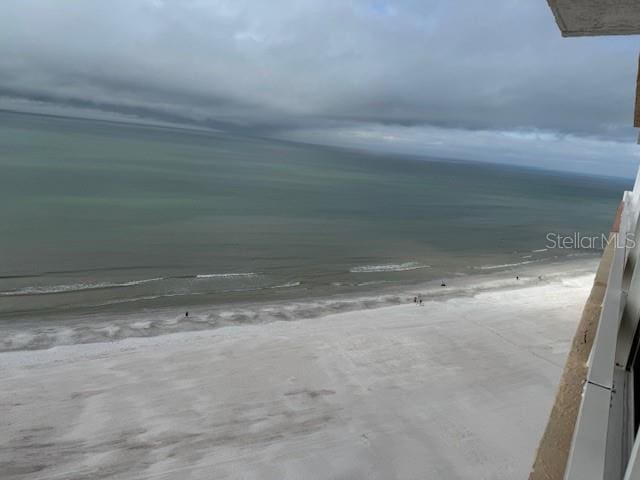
top-left (547, 0), bottom-right (640, 36)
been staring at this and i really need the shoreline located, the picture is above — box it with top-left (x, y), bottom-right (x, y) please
top-left (1, 255), bottom-right (599, 353)
top-left (1, 258), bottom-right (594, 479)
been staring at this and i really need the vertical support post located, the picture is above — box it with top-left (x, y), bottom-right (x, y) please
top-left (634, 54), bottom-right (640, 130)
top-left (623, 433), bottom-right (640, 480)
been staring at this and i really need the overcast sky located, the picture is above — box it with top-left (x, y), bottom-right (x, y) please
top-left (1, 0), bottom-right (639, 177)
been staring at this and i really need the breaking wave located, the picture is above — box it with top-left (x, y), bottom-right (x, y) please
top-left (0, 278), bottom-right (164, 296)
top-left (268, 281), bottom-right (302, 289)
top-left (0, 272), bottom-right (261, 297)
top-left (196, 273), bottom-right (256, 279)
top-left (350, 262), bottom-right (430, 273)
top-left (474, 260), bottom-right (539, 271)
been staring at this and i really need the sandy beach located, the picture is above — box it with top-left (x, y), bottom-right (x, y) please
top-left (1, 266), bottom-right (594, 480)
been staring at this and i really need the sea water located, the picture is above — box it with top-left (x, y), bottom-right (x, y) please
top-left (0, 110), bottom-right (629, 350)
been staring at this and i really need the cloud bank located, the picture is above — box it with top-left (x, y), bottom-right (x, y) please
top-left (1, 0), bottom-right (638, 176)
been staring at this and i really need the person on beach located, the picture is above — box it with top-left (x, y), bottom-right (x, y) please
top-left (419, 299), bottom-right (423, 306)
top-left (414, 296), bottom-right (417, 303)
top-left (185, 311), bottom-right (189, 317)
top-left (516, 276), bottom-right (519, 280)
top-left (441, 281), bottom-right (446, 287)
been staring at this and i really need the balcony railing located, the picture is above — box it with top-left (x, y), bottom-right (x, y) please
top-left (564, 169), bottom-right (640, 480)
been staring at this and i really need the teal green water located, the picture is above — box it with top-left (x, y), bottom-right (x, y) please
top-left (0, 110), bottom-right (629, 329)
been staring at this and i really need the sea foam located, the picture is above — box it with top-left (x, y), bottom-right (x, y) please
top-left (0, 277), bottom-right (164, 296)
top-left (350, 262), bottom-right (430, 273)
top-left (195, 273), bottom-right (256, 279)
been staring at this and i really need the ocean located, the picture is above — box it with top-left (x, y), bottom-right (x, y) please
top-left (0, 110), bottom-right (630, 350)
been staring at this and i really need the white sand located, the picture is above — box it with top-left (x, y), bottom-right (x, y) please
top-left (1, 273), bottom-right (593, 480)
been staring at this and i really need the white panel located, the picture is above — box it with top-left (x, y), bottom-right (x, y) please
top-left (565, 383), bottom-right (612, 480)
top-left (588, 234), bottom-right (625, 389)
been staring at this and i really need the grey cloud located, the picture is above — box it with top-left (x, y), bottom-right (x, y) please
top-left (0, 0), bottom-right (639, 174)
top-left (279, 123), bottom-right (640, 178)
